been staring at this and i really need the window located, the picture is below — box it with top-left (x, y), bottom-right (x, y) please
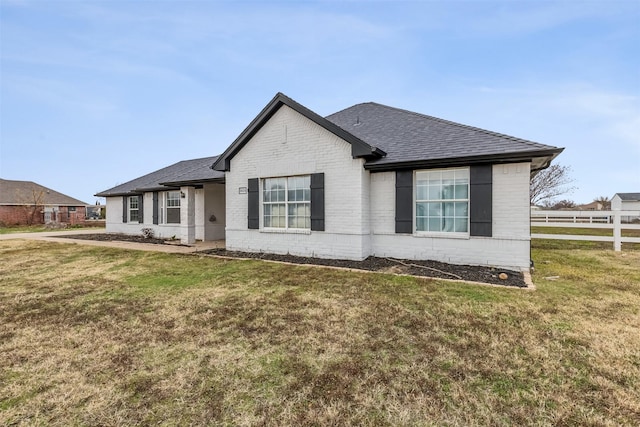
top-left (129, 196), bottom-right (139, 222)
top-left (160, 191), bottom-right (181, 224)
top-left (415, 168), bottom-right (469, 233)
top-left (263, 175), bottom-right (310, 229)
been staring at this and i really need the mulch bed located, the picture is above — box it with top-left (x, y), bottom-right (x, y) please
top-left (62, 233), bottom-right (527, 288)
top-left (61, 233), bottom-right (185, 246)
top-left (202, 249), bottom-right (527, 288)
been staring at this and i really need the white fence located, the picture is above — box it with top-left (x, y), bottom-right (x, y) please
top-left (531, 210), bottom-right (640, 251)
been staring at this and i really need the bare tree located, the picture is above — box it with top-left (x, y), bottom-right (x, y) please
top-left (16, 187), bottom-right (46, 225)
top-left (530, 164), bottom-right (576, 206)
top-left (542, 199), bottom-right (577, 210)
top-left (593, 196), bottom-right (611, 210)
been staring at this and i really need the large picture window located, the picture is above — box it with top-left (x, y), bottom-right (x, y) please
top-left (415, 168), bottom-right (469, 233)
top-left (160, 191), bottom-right (181, 224)
top-left (263, 175), bottom-right (310, 229)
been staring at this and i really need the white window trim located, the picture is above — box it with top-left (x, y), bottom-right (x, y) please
top-left (261, 175), bottom-right (311, 231)
top-left (413, 167), bottom-right (470, 237)
top-left (128, 196), bottom-right (139, 223)
top-left (160, 191), bottom-right (181, 225)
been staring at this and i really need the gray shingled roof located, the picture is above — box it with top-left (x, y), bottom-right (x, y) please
top-left (213, 93), bottom-right (563, 173)
top-left (95, 156), bottom-right (224, 197)
top-left (615, 193), bottom-right (640, 201)
top-left (0, 178), bottom-right (88, 206)
top-left (326, 102), bottom-right (562, 170)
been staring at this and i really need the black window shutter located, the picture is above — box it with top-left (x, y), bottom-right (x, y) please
top-left (310, 173), bottom-right (325, 231)
top-left (470, 165), bottom-right (492, 237)
top-left (152, 192), bottom-right (159, 225)
top-left (138, 195), bottom-right (144, 223)
top-left (248, 178), bottom-right (259, 229)
top-left (122, 196), bottom-right (128, 223)
top-left (395, 170), bottom-right (413, 233)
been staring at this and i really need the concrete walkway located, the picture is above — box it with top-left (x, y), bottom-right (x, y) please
top-left (0, 229), bottom-right (224, 254)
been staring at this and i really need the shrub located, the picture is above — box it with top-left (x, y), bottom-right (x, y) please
top-left (141, 228), bottom-right (155, 239)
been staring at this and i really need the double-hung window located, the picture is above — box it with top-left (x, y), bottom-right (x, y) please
top-left (263, 175), bottom-right (310, 229)
top-left (128, 196), bottom-right (139, 222)
top-left (415, 168), bottom-right (469, 233)
top-left (160, 191), bottom-right (181, 224)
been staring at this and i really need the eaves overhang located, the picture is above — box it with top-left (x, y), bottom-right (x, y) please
top-left (94, 190), bottom-right (144, 197)
top-left (363, 148), bottom-right (564, 172)
top-left (94, 178), bottom-right (226, 198)
top-left (0, 202), bottom-right (89, 207)
top-left (160, 177), bottom-right (225, 187)
top-left (212, 92), bottom-right (385, 172)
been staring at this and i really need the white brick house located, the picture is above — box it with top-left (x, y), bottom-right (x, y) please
top-left (212, 93), bottom-right (563, 271)
top-left (96, 157), bottom-right (226, 243)
top-left (97, 93), bottom-right (563, 271)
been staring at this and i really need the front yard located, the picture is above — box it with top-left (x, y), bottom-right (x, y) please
top-left (0, 224), bottom-right (105, 234)
top-left (1, 240), bottom-right (638, 425)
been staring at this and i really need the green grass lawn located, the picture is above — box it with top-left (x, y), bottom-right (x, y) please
top-left (1, 240), bottom-right (639, 426)
top-left (531, 226), bottom-right (640, 251)
top-left (0, 224), bottom-right (104, 234)
top-left (531, 225), bottom-right (640, 238)
top-left (0, 225), bottom-right (53, 234)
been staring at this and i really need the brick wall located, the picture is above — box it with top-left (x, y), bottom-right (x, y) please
top-left (104, 190), bottom-right (217, 241)
top-left (0, 205), bottom-right (41, 225)
top-left (368, 163), bottom-right (532, 270)
top-left (225, 105), bottom-right (371, 260)
top-left (0, 205), bottom-right (88, 226)
top-left (57, 206), bottom-right (88, 225)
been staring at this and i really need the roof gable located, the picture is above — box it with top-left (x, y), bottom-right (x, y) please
top-left (0, 178), bottom-right (88, 206)
top-left (95, 156), bottom-right (224, 197)
top-left (326, 102), bottom-right (563, 171)
top-left (211, 93), bottom-right (384, 171)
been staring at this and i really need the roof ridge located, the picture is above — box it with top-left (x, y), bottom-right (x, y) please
top-left (353, 102), bottom-right (548, 149)
top-left (0, 178), bottom-right (38, 185)
top-left (176, 155), bottom-right (219, 163)
top-left (325, 102), bottom-right (377, 119)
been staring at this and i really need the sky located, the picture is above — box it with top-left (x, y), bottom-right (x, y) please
top-left (1, 0), bottom-right (638, 205)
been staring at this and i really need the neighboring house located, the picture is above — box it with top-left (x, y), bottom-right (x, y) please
top-left (0, 178), bottom-right (88, 226)
top-left (95, 157), bottom-right (226, 242)
top-left (576, 201), bottom-right (604, 211)
top-left (98, 93), bottom-right (564, 271)
top-left (611, 193), bottom-right (640, 211)
top-left (611, 193), bottom-right (640, 223)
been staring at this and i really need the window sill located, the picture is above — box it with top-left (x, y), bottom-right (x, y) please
top-left (260, 228), bottom-right (311, 235)
top-left (413, 232), bottom-right (470, 240)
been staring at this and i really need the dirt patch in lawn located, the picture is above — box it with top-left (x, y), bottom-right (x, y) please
top-left (62, 233), bottom-right (527, 287)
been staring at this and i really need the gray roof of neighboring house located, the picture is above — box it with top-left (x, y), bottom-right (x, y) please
top-left (213, 92), bottom-right (563, 172)
top-left (326, 102), bottom-right (562, 171)
top-left (614, 192), bottom-right (640, 201)
top-left (0, 178), bottom-right (88, 206)
top-left (95, 156), bottom-right (224, 197)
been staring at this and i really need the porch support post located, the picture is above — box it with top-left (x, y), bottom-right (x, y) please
top-left (180, 186), bottom-right (196, 245)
